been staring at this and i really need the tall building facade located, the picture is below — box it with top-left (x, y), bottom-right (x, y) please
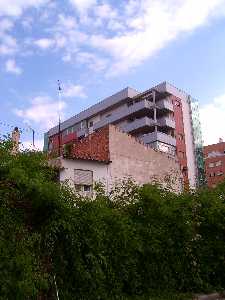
top-left (44, 81), bottom-right (204, 189)
top-left (203, 140), bottom-right (225, 188)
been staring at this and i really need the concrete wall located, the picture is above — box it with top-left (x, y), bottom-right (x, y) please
top-left (60, 158), bottom-right (110, 191)
top-left (108, 126), bottom-right (183, 193)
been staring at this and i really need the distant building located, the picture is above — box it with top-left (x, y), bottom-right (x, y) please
top-left (203, 140), bottom-right (225, 188)
top-left (55, 125), bottom-right (183, 195)
top-left (44, 81), bottom-right (204, 189)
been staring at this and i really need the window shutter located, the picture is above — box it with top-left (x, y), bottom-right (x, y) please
top-left (74, 169), bottom-right (93, 185)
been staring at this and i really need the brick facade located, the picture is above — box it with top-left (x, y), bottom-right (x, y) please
top-left (171, 95), bottom-right (189, 188)
top-left (204, 141), bottom-right (225, 188)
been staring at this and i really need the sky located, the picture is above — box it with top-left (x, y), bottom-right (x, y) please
top-left (0, 0), bottom-right (225, 150)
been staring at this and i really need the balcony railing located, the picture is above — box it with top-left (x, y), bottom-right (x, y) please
top-left (158, 117), bottom-right (175, 129)
top-left (120, 116), bottom-right (155, 133)
top-left (140, 131), bottom-right (176, 146)
top-left (157, 98), bottom-right (174, 111)
top-left (93, 99), bottom-right (154, 131)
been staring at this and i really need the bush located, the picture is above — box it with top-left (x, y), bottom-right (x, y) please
top-left (0, 139), bottom-right (225, 299)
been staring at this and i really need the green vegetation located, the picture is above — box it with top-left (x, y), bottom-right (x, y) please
top-left (0, 139), bottom-right (225, 299)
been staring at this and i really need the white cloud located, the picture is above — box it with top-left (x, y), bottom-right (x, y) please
top-left (0, 18), bottom-right (14, 33)
top-left (34, 38), bottom-right (55, 49)
top-left (57, 14), bottom-right (77, 30)
top-left (95, 3), bottom-right (117, 19)
top-left (0, 0), bottom-right (48, 17)
top-left (63, 83), bottom-right (87, 98)
top-left (14, 96), bottom-right (67, 130)
top-left (69, 0), bottom-right (96, 13)
top-left (0, 19), bottom-right (18, 56)
top-left (21, 139), bottom-right (44, 151)
top-left (89, 0), bottom-right (225, 76)
top-left (5, 58), bottom-right (22, 75)
top-left (76, 51), bottom-right (108, 71)
top-left (200, 93), bottom-right (225, 145)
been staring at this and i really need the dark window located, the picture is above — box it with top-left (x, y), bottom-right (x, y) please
top-left (127, 101), bottom-right (133, 107)
top-left (83, 185), bottom-right (92, 192)
top-left (178, 134), bottom-right (184, 141)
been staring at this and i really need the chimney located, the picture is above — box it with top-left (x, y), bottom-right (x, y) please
top-left (219, 137), bottom-right (223, 143)
top-left (11, 127), bottom-right (20, 155)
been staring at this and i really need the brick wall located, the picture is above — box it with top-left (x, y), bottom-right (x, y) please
top-left (71, 126), bottom-right (110, 163)
top-left (204, 142), bottom-right (225, 188)
top-left (171, 95), bottom-right (189, 189)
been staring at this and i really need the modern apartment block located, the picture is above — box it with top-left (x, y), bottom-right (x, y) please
top-left (44, 81), bottom-right (205, 189)
top-left (203, 140), bottom-right (225, 188)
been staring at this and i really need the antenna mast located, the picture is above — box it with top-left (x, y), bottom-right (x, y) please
top-left (57, 80), bottom-right (62, 157)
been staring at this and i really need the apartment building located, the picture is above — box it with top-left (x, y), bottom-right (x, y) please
top-left (203, 140), bottom-right (225, 188)
top-left (44, 81), bottom-right (205, 189)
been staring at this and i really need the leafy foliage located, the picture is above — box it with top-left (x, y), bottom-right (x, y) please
top-left (0, 139), bottom-right (225, 299)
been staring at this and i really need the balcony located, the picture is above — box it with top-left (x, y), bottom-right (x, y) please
top-left (140, 131), bottom-right (176, 146)
top-left (93, 99), bottom-right (154, 131)
top-left (158, 117), bottom-right (175, 129)
top-left (157, 98), bottom-right (174, 112)
top-left (120, 116), bottom-right (155, 133)
top-left (77, 128), bottom-right (88, 138)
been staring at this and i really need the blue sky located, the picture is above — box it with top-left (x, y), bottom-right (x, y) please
top-left (0, 0), bottom-right (225, 149)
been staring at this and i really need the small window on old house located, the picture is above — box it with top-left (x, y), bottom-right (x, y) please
top-left (89, 121), bottom-right (93, 127)
top-left (74, 169), bottom-right (93, 195)
top-left (83, 185), bottom-right (92, 192)
top-left (209, 162), bottom-right (214, 168)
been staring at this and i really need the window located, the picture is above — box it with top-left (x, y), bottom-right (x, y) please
top-left (215, 160), bottom-right (222, 166)
top-left (127, 117), bottom-right (135, 123)
top-left (174, 100), bottom-right (180, 107)
top-left (74, 169), bottom-right (93, 185)
top-left (209, 162), bottom-right (214, 168)
top-left (178, 151), bottom-right (185, 159)
top-left (80, 120), bottom-right (86, 130)
top-left (83, 185), bottom-right (92, 192)
top-left (75, 184), bottom-right (92, 193)
top-left (74, 169), bottom-right (93, 195)
top-left (89, 121), bottom-right (93, 127)
top-left (178, 134), bottom-right (184, 141)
